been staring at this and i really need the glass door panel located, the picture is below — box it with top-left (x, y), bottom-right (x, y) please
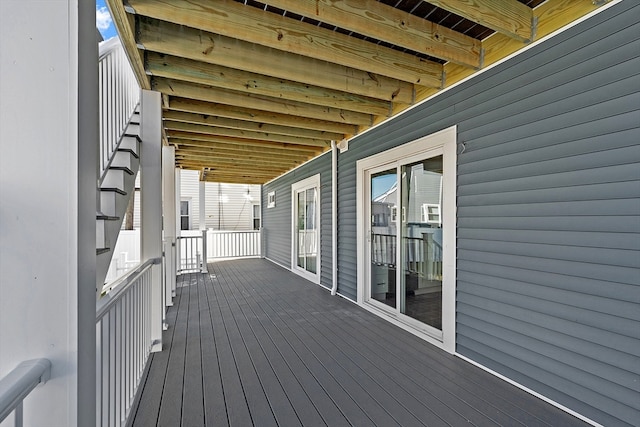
top-left (400, 156), bottom-right (443, 330)
top-left (296, 186), bottom-right (318, 274)
top-left (369, 169), bottom-right (398, 309)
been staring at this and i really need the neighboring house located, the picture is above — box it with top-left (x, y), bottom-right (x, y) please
top-left (127, 170), bottom-right (261, 231)
top-left (262, 4), bottom-right (640, 427)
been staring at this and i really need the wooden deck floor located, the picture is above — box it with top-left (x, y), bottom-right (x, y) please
top-left (128, 259), bottom-right (588, 427)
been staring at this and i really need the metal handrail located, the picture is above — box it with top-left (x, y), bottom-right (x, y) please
top-left (0, 359), bottom-right (52, 424)
top-left (97, 257), bottom-right (161, 319)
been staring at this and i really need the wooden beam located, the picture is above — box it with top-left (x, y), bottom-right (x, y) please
top-left (137, 18), bottom-right (414, 104)
top-left (128, 0), bottom-right (443, 86)
top-left (425, 0), bottom-right (533, 42)
top-left (176, 161), bottom-right (289, 175)
top-left (163, 120), bottom-right (331, 146)
top-left (168, 98), bottom-right (355, 135)
top-left (200, 174), bottom-right (268, 185)
top-left (417, 0), bottom-right (604, 101)
top-left (260, 0), bottom-right (482, 68)
top-left (176, 152), bottom-right (301, 168)
top-left (175, 144), bottom-right (317, 161)
top-left (170, 138), bottom-right (325, 156)
top-left (105, 0), bottom-right (149, 89)
top-left (163, 110), bottom-right (344, 142)
top-left (153, 78), bottom-right (373, 126)
top-left (167, 130), bottom-right (330, 150)
top-left (146, 52), bottom-right (394, 116)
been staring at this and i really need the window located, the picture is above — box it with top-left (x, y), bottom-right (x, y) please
top-left (421, 203), bottom-right (441, 226)
top-left (291, 175), bottom-right (320, 283)
top-left (267, 191), bottom-right (276, 208)
top-left (180, 200), bottom-right (191, 230)
top-left (252, 204), bottom-right (261, 230)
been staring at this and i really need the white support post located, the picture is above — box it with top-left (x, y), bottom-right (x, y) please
top-left (162, 146), bottom-right (176, 307)
top-left (199, 180), bottom-right (206, 231)
top-left (199, 180), bottom-right (208, 270)
top-left (0, 0), bottom-right (96, 425)
top-left (174, 169), bottom-right (181, 296)
top-left (140, 90), bottom-right (163, 353)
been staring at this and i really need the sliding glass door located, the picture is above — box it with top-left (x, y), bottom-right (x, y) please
top-left (359, 126), bottom-right (456, 348)
top-left (292, 175), bottom-right (320, 282)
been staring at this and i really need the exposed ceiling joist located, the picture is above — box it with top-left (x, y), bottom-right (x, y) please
top-left (426, 0), bottom-right (534, 42)
top-left (175, 145), bottom-right (317, 161)
top-left (146, 52), bottom-right (394, 116)
top-left (168, 98), bottom-right (357, 135)
top-left (166, 130), bottom-right (330, 149)
top-left (163, 120), bottom-right (332, 146)
top-left (162, 110), bottom-right (345, 142)
top-left (153, 78), bottom-right (373, 126)
top-left (260, 0), bottom-right (482, 68)
top-left (136, 18), bottom-right (415, 104)
top-left (128, 0), bottom-right (444, 86)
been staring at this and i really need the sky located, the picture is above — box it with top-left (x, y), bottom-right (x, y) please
top-left (96, 0), bottom-right (117, 40)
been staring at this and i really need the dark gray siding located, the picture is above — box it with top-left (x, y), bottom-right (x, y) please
top-left (262, 153), bottom-right (333, 288)
top-left (264, 3), bottom-right (640, 426)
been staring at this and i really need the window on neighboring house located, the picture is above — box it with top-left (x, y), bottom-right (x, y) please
top-left (252, 204), bottom-right (261, 230)
top-left (421, 203), bottom-right (441, 226)
top-left (180, 200), bottom-right (191, 230)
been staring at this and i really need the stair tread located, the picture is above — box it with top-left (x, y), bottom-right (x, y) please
top-left (117, 147), bottom-right (140, 159)
top-left (123, 133), bottom-right (141, 141)
top-left (110, 166), bottom-right (135, 175)
top-left (100, 187), bottom-right (127, 195)
top-left (97, 214), bottom-right (119, 221)
top-left (97, 248), bottom-right (110, 255)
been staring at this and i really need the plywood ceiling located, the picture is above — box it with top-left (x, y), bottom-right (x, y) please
top-left (107, 0), bottom-right (608, 184)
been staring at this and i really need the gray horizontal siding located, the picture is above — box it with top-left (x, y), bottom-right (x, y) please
top-left (262, 154), bottom-right (333, 288)
top-left (451, 5), bottom-right (640, 427)
top-left (264, 3), bottom-right (640, 426)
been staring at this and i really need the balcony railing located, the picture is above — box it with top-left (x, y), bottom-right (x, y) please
top-left (96, 258), bottom-right (160, 427)
top-left (206, 229), bottom-right (261, 260)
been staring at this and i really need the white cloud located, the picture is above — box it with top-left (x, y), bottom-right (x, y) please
top-left (96, 6), bottom-right (112, 32)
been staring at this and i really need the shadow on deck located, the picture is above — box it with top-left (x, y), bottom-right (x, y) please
top-left (128, 258), bottom-right (587, 427)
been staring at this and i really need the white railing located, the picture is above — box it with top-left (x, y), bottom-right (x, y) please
top-left (104, 230), bottom-right (141, 283)
top-left (206, 230), bottom-right (261, 260)
top-left (96, 258), bottom-right (160, 427)
top-left (177, 231), bottom-right (207, 274)
top-left (0, 359), bottom-right (51, 427)
top-left (98, 37), bottom-right (140, 182)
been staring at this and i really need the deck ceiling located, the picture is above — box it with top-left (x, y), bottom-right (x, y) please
top-left (107, 0), bottom-right (607, 184)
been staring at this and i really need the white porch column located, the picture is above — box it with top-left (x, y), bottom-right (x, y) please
top-left (199, 180), bottom-right (206, 231)
top-left (140, 90), bottom-right (163, 353)
top-left (0, 0), bottom-right (96, 425)
top-left (162, 146), bottom-right (176, 307)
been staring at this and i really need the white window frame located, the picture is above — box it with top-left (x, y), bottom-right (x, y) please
top-left (180, 198), bottom-right (192, 231)
top-left (356, 125), bottom-right (457, 353)
top-left (267, 191), bottom-right (276, 208)
top-left (252, 204), bottom-right (261, 230)
top-left (291, 174), bottom-right (321, 284)
top-left (421, 203), bottom-right (441, 226)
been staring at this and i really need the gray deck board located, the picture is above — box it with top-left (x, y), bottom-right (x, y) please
top-left (129, 259), bottom-right (591, 427)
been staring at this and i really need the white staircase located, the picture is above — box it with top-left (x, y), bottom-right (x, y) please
top-left (96, 37), bottom-right (141, 293)
top-left (96, 112), bottom-right (141, 289)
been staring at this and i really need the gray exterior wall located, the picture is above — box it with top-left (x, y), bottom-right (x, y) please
top-left (262, 3), bottom-right (639, 426)
top-left (262, 152), bottom-right (333, 289)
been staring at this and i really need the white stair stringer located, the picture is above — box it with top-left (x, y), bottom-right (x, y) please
top-left (96, 113), bottom-right (141, 292)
